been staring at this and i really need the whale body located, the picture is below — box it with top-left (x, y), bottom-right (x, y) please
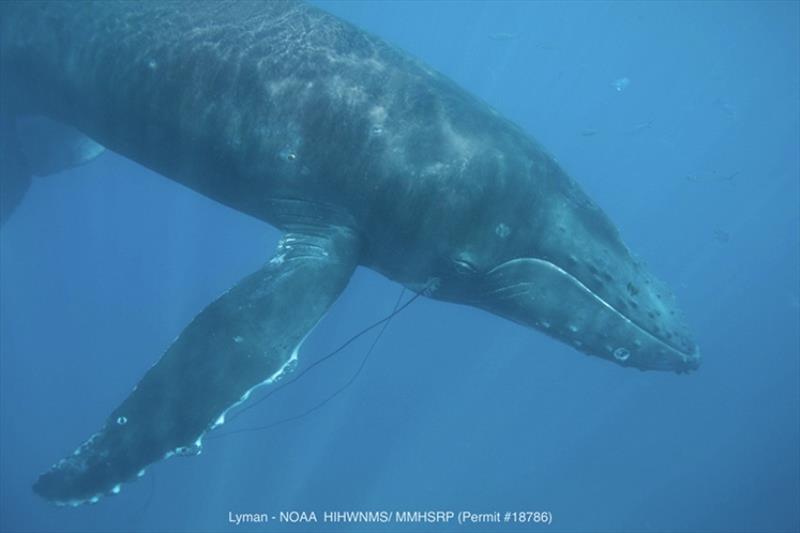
top-left (0, 1), bottom-right (699, 505)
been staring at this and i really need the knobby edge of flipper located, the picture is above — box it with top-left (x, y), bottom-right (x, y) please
top-left (32, 222), bottom-right (361, 506)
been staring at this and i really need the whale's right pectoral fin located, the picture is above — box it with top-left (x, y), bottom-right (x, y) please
top-left (33, 223), bottom-right (361, 505)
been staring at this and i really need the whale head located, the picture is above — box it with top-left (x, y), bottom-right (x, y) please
top-left (431, 144), bottom-right (700, 374)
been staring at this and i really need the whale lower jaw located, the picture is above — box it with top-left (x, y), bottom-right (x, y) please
top-left (481, 258), bottom-right (700, 372)
top-left (537, 258), bottom-right (700, 367)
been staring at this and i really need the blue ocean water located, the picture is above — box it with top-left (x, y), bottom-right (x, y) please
top-left (0, 1), bottom-right (798, 532)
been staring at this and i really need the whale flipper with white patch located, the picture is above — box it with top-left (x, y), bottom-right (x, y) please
top-left (32, 224), bottom-right (360, 505)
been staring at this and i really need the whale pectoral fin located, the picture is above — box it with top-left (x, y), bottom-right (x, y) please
top-left (0, 115), bottom-right (106, 226)
top-left (0, 116), bottom-right (31, 226)
top-left (15, 115), bottom-right (106, 178)
top-left (33, 224), bottom-right (361, 505)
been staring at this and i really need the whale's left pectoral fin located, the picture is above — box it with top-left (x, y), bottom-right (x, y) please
top-left (33, 224), bottom-right (361, 505)
top-left (1, 115), bottom-right (106, 226)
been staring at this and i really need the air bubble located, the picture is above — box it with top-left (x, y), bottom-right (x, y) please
top-left (116, 416), bottom-right (127, 426)
top-left (613, 77), bottom-right (630, 92)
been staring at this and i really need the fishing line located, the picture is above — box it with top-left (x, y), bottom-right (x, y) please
top-left (220, 287), bottom-right (414, 426)
top-left (140, 289), bottom-right (403, 512)
top-left (208, 280), bottom-right (433, 440)
top-left (215, 287), bottom-right (407, 438)
top-left (150, 283), bottom-right (429, 505)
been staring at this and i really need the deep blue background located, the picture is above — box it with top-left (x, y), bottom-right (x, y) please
top-left (1, 1), bottom-right (798, 532)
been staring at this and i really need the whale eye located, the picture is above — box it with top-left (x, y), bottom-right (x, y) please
top-left (279, 147), bottom-right (297, 162)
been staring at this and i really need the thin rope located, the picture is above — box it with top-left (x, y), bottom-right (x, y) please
top-left (215, 287), bottom-right (407, 438)
top-left (209, 281), bottom-right (432, 440)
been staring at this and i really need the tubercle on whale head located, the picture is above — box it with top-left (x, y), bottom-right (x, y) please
top-left (477, 256), bottom-right (700, 373)
top-left (425, 146), bottom-right (700, 374)
top-left (433, 243), bottom-right (701, 374)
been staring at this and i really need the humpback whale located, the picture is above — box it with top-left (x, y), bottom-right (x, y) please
top-left (0, 1), bottom-right (700, 506)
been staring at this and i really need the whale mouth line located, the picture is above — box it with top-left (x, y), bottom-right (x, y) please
top-left (486, 257), bottom-right (699, 362)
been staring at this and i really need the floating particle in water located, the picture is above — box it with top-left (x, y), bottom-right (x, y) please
top-left (627, 120), bottom-right (653, 134)
top-left (487, 32), bottom-right (517, 41)
top-left (713, 228), bottom-right (730, 244)
top-left (612, 77), bottom-right (630, 92)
